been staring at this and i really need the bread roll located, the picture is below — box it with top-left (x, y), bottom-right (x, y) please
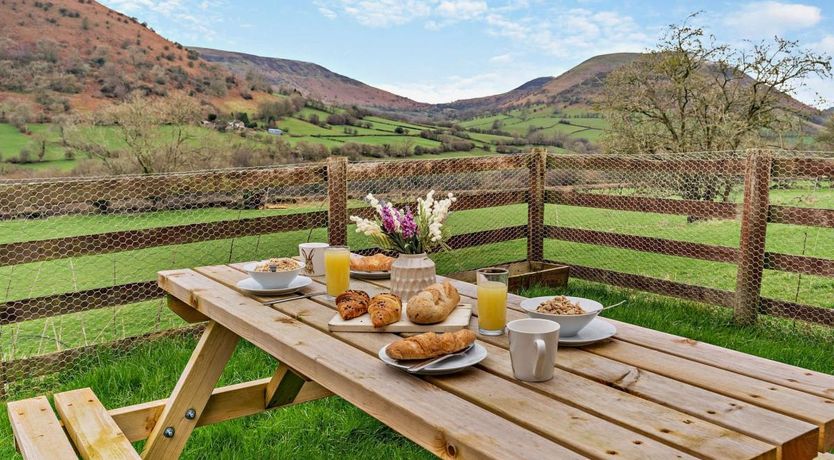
top-left (349, 253), bottom-right (395, 272)
top-left (336, 290), bottom-right (370, 320)
top-left (406, 281), bottom-right (460, 324)
top-left (368, 293), bottom-right (401, 328)
top-left (386, 329), bottom-right (476, 360)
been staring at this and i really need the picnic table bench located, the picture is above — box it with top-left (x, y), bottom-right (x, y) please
top-left (7, 261), bottom-right (834, 459)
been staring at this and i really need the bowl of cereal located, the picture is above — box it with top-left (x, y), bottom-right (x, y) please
top-left (519, 296), bottom-right (603, 337)
top-left (243, 258), bottom-right (303, 289)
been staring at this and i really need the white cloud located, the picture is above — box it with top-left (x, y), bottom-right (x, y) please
top-left (101, 0), bottom-right (224, 39)
top-left (338, 0), bottom-right (433, 27)
top-left (724, 2), bottom-right (822, 37)
top-left (436, 0), bottom-right (488, 20)
top-left (316, 0), bottom-right (492, 28)
top-left (811, 35), bottom-right (834, 55)
top-left (485, 8), bottom-right (650, 58)
top-left (376, 71), bottom-right (539, 103)
top-left (489, 52), bottom-right (513, 64)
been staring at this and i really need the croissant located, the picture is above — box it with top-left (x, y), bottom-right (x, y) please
top-left (406, 281), bottom-right (460, 324)
top-left (368, 293), bottom-right (401, 328)
top-left (336, 290), bottom-right (370, 320)
top-left (386, 329), bottom-right (476, 360)
top-left (350, 253), bottom-right (395, 272)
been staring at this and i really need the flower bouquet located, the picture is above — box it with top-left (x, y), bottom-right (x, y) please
top-left (349, 191), bottom-right (456, 300)
top-left (349, 190), bottom-right (456, 254)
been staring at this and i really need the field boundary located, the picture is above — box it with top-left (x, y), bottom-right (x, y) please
top-left (1, 150), bottom-right (832, 392)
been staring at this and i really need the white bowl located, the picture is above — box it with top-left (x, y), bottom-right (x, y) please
top-left (243, 260), bottom-right (303, 289)
top-left (519, 296), bottom-right (603, 337)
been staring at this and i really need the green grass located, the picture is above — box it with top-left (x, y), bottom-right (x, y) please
top-left (0, 186), bottom-right (832, 457)
top-left (456, 106), bottom-right (608, 143)
top-left (0, 336), bottom-right (433, 459)
top-left (0, 111), bottom-right (490, 175)
top-left (0, 271), bottom-right (831, 458)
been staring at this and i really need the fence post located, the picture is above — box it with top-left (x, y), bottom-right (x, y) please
top-left (327, 156), bottom-right (348, 246)
top-left (734, 149), bottom-right (772, 325)
top-left (527, 148), bottom-right (547, 263)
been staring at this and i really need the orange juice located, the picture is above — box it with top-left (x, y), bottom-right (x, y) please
top-left (477, 280), bottom-right (507, 333)
top-left (324, 247), bottom-right (350, 297)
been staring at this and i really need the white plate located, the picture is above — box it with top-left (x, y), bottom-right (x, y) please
top-left (378, 342), bottom-right (487, 375)
top-left (350, 270), bottom-right (390, 280)
top-left (236, 276), bottom-right (312, 296)
top-left (558, 318), bottom-right (617, 347)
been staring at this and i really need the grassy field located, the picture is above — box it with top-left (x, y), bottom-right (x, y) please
top-left (0, 274), bottom-right (831, 458)
top-left (0, 110), bottom-right (496, 175)
top-left (1, 182), bottom-right (832, 366)
top-left (0, 179), bottom-right (832, 457)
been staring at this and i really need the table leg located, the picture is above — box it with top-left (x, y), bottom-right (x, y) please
top-left (266, 364), bottom-right (312, 408)
top-left (141, 321), bottom-right (239, 459)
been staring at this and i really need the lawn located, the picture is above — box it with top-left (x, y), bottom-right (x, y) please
top-left (0, 273), bottom-right (831, 458)
top-left (0, 178), bottom-right (832, 457)
top-left (2, 183), bottom-right (832, 368)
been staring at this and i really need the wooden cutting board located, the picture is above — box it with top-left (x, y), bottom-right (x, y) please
top-left (328, 304), bottom-right (472, 333)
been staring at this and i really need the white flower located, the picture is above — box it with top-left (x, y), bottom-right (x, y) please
top-left (350, 215), bottom-right (381, 236)
top-left (365, 193), bottom-right (383, 214)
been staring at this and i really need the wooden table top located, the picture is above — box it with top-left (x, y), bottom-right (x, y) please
top-left (158, 263), bottom-right (834, 460)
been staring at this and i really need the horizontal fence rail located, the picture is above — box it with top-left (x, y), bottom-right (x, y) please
top-left (0, 155), bottom-right (536, 392)
top-left (545, 151), bottom-right (834, 328)
top-left (1, 150), bottom-right (832, 395)
top-left (0, 165), bottom-right (327, 216)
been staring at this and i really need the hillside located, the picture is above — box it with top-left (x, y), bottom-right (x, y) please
top-left (440, 54), bottom-right (640, 114)
top-left (194, 47), bottom-right (428, 111)
top-left (0, 0), bottom-right (262, 116)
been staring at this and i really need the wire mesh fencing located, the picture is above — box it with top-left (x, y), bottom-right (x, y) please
top-left (0, 154), bottom-right (535, 397)
top-left (0, 164), bottom-right (330, 397)
top-left (542, 149), bottom-right (834, 337)
top-left (344, 154), bottom-right (533, 275)
top-left (1, 149), bottom-right (831, 398)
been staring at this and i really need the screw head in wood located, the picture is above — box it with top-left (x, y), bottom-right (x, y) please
top-left (163, 427), bottom-right (175, 438)
top-left (185, 408), bottom-right (196, 420)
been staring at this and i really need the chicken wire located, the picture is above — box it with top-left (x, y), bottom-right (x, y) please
top-left (2, 149), bottom-right (831, 398)
top-left (0, 155), bottom-right (534, 397)
top-left (345, 155), bottom-right (532, 274)
top-left (543, 149), bottom-right (834, 337)
top-left (0, 164), bottom-right (330, 398)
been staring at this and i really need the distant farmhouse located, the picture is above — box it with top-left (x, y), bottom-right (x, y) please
top-left (268, 128), bottom-right (284, 136)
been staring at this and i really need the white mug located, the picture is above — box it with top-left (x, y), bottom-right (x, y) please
top-left (298, 242), bottom-right (329, 276)
top-left (507, 318), bottom-right (560, 382)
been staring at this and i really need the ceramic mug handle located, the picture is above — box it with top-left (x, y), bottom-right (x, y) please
top-left (533, 338), bottom-right (547, 380)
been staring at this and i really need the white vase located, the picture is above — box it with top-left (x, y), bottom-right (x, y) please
top-left (390, 253), bottom-right (436, 302)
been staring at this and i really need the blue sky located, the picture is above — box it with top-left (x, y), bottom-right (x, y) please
top-left (100, 1), bottom-right (834, 106)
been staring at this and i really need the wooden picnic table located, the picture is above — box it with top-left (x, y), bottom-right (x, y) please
top-left (147, 262), bottom-right (834, 460)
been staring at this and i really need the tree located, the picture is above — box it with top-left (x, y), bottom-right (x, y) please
top-left (600, 14), bottom-right (831, 213)
top-left (602, 14), bottom-right (831, 155)
top-left (817, 115), bottom-right (834, 148)
top-left (65, 94), bottom-right (202, 174)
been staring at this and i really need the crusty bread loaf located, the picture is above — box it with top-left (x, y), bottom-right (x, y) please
top-left (349, 253), bottom-right (395, 272)
top-left (386, 329), bottom-right (476, 360)
top-left (368, 293), bottom-right (401, 328)
top-left (336, 290), bottom-right (370, 320)
top-left (406, 281), bottom-right (460, 324)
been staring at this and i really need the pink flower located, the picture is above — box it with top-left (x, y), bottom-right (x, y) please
top-left (401, 208), bottom-right (417, 238)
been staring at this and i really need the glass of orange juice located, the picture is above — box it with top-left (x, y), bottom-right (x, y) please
top-left (477, 267), bottom-right (509, 335)
top-left (324, 246), bottom-right (351, 299)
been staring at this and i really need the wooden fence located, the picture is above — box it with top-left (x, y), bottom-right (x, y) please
top-left (539, 150), bottom-right (834, 327)
top-left (0, 155), bottom-right (531, 387)
top-left (0, 150), bottom-right (832, 391)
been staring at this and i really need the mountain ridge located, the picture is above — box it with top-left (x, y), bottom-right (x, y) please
top-left (193, 47), bottom-right (428, 111)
